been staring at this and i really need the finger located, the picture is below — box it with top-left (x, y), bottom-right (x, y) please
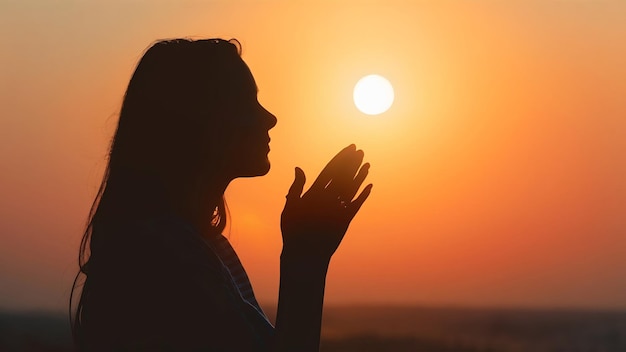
top-left (347, 183), bottom-right (373, 217)
top-left (310, 144), bottom-right (356, 191)
top-left (344, 162), bottom-right (370, 201)
top-left (286, 167), bottom-right (306, 203)
top-left (326, 149), bottom-right (364, 195)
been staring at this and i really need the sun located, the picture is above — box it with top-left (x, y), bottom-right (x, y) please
top-left (353, 74), bottom-right (394, 115)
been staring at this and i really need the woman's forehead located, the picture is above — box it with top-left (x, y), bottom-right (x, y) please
top-left (228, 59), bottom-right (258, 95)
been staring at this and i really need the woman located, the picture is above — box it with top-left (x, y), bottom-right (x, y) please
top-left (70, 38), bottom-right (372, 351)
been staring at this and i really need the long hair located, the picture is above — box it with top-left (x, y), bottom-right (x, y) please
top-left (69, 38), bottom-right (244, 348)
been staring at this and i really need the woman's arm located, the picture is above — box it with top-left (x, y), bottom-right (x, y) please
top-left (274, 253), bottom-right (330, 351)
top-left (273, 145), bottom-right (372, 352)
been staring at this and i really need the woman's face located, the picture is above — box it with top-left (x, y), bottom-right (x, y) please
top-left (220, 60), bottom-right (277, 179)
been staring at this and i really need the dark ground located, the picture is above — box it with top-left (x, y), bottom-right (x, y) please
top-left (2, 306), bottom-right (625, 352)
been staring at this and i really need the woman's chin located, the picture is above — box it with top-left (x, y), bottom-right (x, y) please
top-left (237, 159), bottom-right (271, 178)
top-left (255, 162), bottom-right (271, 176)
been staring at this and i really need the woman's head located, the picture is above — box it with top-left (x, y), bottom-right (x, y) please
top-left (98, 38), bottom-right (276, 220)
top-left (113, 38), bottom-right (276, 191)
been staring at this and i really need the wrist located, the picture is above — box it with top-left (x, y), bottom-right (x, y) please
top-left (280, 249), bottom-right (331, 271)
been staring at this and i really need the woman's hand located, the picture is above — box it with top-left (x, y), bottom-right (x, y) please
top-left (280, 144), bottom-right (373, 263)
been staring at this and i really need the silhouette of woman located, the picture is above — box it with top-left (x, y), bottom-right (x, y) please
top-left (70, 38), bottom-right (372, 351)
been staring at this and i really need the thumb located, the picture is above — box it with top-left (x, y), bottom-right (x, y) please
top-left (286, 167), bottom-right (306, 203)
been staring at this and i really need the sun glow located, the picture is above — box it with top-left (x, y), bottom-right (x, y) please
top-left (353, 74), bottom-right (394, 115)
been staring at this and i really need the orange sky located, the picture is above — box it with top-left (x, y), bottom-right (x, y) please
top-left (1, 0), bottom-right (625, 312)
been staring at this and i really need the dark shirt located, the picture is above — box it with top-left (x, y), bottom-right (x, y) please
top-left (80, 214), bottom-right (274, 351)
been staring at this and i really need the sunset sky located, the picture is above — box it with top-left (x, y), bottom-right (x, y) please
top-left (1, 0), bottom-right (625, 312)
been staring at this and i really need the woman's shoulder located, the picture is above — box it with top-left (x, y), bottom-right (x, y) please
top-left (121, 213), bottom-right (205, 247)
top-left (115, 213), bottom-right (224, 276)
top-left (128, 212), bottom-right (194, 234)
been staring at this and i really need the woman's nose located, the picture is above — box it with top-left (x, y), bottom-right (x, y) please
top-left (262, 105), bottom-right (277, 129)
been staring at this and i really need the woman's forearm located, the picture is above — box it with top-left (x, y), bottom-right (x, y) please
top-left (275, 147), bottom-right (372, 351)
top-left (273, 252), bottom-right (330, 352)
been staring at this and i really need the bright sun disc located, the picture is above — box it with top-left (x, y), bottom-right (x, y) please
top-left (353, 74), bottom-right (394, 115)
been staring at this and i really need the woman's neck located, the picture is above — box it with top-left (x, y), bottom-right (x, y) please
top-left (172, 176), bottom-right (230, 238)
